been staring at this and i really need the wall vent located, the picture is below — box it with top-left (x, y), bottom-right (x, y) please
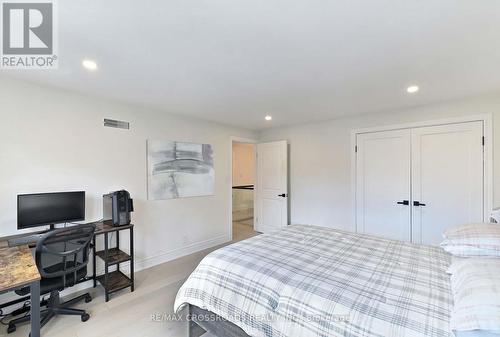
top-left (104, 118), bottom-right (130, 130)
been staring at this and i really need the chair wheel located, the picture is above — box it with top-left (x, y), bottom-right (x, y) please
top-left (81, 313), bottom-right (90, 322)
top-left (85, 295), bottom-right (92, 303)
top-left (7, 324), bottom-right (16, 333)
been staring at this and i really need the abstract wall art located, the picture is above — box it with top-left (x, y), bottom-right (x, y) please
top-left (147, 140), bottom-right (214, 200)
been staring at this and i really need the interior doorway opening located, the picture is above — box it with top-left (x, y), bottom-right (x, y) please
top-left (232, 141), bottom-right (258, 241)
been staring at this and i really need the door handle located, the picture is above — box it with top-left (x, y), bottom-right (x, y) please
top-left (413, 201), bottom-right (426, 206)
top-left (396, 200), bottom-right (409, 205)
top-left (278, 194), bottom-right (288, 197)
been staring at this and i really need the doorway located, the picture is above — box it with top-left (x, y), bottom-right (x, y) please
top-left (232, 141), bottom-right (258, 241)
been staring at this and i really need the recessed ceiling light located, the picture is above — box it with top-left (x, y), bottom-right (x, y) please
top-left (407, 85), bottom-right (419, 94)
top-left (82, 59), bottom-right (98, 71)
top-left (265, 115), bottom-right (272, 121)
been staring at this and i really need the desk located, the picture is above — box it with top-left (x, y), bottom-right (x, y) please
top-left (1, 222), bottom-right (135, 303)
top-left (0, 246), bottom-right (41, 337)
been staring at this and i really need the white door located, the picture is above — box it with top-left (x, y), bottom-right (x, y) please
top-left (255, 140), bottom-right (288, 233)
top-left (411, 122), bottom-right (484, 245)
top-left (356, 130), bottom-right (412, 241)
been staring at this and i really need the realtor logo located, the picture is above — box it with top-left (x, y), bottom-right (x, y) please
top-left (1, 0), bottom-right (57, 69)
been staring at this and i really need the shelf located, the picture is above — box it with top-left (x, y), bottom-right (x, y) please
top-left (95, 222), bottom-right (134, 234)
top-left (95, 248), bottom-right (131, 265)
top-left (96, 270), bottom-right (132, 293)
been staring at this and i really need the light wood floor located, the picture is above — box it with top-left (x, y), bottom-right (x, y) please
top-left (1, 224), bottom-right (259, 337)
top-left (232, 219), bottom-right (258, 241)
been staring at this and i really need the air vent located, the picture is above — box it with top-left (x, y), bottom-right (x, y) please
top-left (104, 118), bottom-right (130, 130)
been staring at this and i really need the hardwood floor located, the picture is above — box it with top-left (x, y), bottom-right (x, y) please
top-left (0, 228), bottom-right (261, 337)
top-left (1, 255), bottom-right (196, 337)
top-left (232, 219), bottom-right (258, 241)
top-left (0, 223), bottom-right (260, 337)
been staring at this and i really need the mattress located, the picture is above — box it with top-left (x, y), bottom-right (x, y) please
top-left (174, 225), bottom-right (453, 337)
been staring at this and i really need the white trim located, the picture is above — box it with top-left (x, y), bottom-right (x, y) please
top-left (484, 114), bottom-right (494, 219)
top-left (0, 233), bottom-right (231, 309)
top-left (95, 233), bottom-right (230, 276)
top-left (134, 233), bottom-right (230, 271)
top-left (351, 113), bottom-right (493, 232)
top-left (229, 136), bottom-right (257, 240)
top-left (353, 114), bottom-right (492, 134)
top-left (350, 132), bottom-right (357, 230)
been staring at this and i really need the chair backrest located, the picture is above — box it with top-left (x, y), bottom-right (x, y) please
top-left (35, 224), bottom-right (95, 286)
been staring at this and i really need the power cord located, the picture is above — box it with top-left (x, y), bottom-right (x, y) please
top-left (0, 300), bottom-right (30, 325)
top-left (0, 293), bottom-right (49, 325)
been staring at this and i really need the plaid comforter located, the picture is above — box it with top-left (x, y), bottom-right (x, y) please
top-left (174, 225), bottom-right (453, 337)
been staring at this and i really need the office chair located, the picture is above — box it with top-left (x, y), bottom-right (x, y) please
top-left (7, 224), bottom-right (96, 334)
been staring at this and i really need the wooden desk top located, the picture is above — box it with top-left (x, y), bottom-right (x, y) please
top-left (95, 221), bottom-right (134, 234)
top-left (0, 245), bottom-right (40, 293)
top-left (0, 222), bottom-right (135, 249)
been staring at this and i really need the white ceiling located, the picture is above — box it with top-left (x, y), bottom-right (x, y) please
top-left (4, 0), bottom-right (500, 130)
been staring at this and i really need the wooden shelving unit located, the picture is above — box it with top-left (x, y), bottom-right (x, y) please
top-left (95, 248), bottom-right (131, 265)
top-left (96, 270), bottom-right (133, 293)
top-left (92, 222), bottom-right (134, 302)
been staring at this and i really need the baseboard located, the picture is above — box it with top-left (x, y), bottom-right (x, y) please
top-left (0, 233), bottom-right (232, 311)
top-left (135, 233), bottom-right (231, 271)
top-left (92, 232), bottom-right (231, 276)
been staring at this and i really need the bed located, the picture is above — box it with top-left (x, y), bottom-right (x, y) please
top-left (174, 225), bottom-right (453, 337)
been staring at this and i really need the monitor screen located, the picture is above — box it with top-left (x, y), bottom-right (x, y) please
top-left (17, 191), bottom-right (85, 229)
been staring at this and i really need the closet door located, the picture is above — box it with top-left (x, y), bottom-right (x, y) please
top-left (411, 122), bottom-right (484, 245)
top-left (356, 130), bottom-right (411, 241)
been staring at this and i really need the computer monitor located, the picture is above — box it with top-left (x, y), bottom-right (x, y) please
top-left (17, 191), bottom-right (85, 230)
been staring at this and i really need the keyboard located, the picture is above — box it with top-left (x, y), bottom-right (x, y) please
top-left (8, 234), bottom-right (45, 247)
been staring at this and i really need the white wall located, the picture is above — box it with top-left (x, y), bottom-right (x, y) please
top-left (260, 94), bottom-right (500, 231)
top-left (2, 77), bottom-right (499, 265)
top-left (0, 77), bottom-right (256, 271)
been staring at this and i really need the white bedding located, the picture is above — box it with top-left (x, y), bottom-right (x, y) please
top-left (175, 225), bottom-right (453, 337)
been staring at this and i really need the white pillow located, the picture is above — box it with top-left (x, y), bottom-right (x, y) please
top-left (441, 223), bottom-right (500, 257)
top-left (454, 331), bottom-right (500, 337)
top-left (449, 258), bottom-right (500, 332)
